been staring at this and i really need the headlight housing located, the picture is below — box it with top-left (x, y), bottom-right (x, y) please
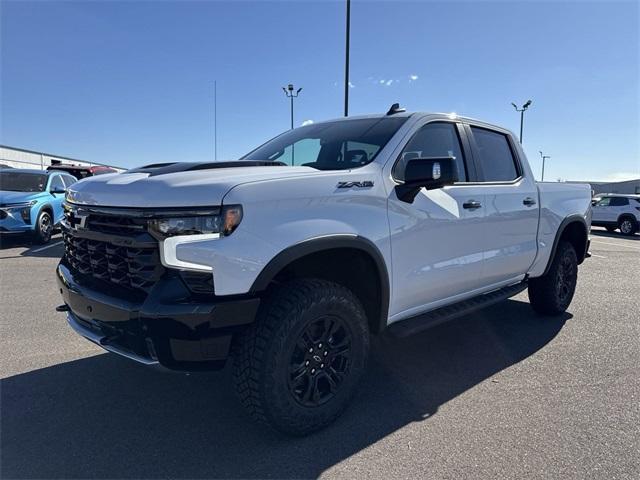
top-left (148, 205), bottom-right (243, 238)
top-left (0, 200), bottom-right (37, 223)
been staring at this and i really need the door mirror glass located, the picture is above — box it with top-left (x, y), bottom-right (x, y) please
top-left (395, 157), bottom-right (458, 203)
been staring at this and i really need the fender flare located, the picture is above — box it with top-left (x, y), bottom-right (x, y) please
top-left (249, 234), bottom-right (390, 333)
top-left (542, 214), bottom-right (588, 276)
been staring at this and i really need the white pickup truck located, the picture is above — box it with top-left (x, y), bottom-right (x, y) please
top-left (57, 107), bottom-right (592, 435)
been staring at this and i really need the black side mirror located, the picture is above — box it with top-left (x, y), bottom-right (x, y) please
top-left (50, 187), bottom-right (66, 194)
top-left (395, 157), bottom-right (458, 203)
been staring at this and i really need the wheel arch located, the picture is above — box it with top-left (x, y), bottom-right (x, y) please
top-left (250, 235), bottom-right (390, 334)
top-left (617, 213), bottom-right (638, 224)
top-left (543, 215), bottom-right (589, 275)
top-left (36, 203), bottom-right (54, 225)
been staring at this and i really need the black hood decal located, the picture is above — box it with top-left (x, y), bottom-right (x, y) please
top-left (125, 161), bottom-right (287, 177)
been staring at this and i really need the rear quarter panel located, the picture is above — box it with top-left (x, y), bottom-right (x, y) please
top-left (528, 182), bottom-right (592, 277)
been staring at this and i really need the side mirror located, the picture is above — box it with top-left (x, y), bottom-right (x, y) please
top-left (395, 157), bottom-right (458, 203)
top-left (50, 187), bottom-right (66, 195)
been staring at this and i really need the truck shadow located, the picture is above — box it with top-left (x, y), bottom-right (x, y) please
top-left (1, 299), bottom-right (568, 479)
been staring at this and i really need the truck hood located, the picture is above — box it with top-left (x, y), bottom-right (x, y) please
top-left (0, 190), bottom-right (47, 206)
top-left (66, 164), bottom-right (319, 207)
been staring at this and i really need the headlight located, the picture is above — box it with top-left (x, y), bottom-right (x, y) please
top-left (0, 201), bottom-right (36, 223)
top-left (148, 205), bottom-right (243, 238)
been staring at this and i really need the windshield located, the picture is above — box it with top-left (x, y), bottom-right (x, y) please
top-left (242, 117), bottom-right (408, 170)
top-left (0, 172), bottom-right (47, 192)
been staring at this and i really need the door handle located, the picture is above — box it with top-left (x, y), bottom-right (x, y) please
top-left (462, 200), bottom-right (482, 210)
top-left (523, 197), bottom-right (537, 206)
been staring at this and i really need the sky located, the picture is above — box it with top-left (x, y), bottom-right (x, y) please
top-left (1, 0), bottom-right (638, 181)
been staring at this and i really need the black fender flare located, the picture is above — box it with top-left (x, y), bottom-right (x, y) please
top-left (542, 214), bottom-right (589, 275)
top-left (249, 234), bottom-right (390, 333)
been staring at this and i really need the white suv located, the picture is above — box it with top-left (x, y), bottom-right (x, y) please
top-left (591, 194), bottom-right (640, 235)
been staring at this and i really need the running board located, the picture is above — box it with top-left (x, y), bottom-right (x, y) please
top-left (387, 281), bottom-right (528, 338)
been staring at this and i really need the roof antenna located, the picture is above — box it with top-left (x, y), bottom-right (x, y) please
top-left (386, 103), bottom-right (406, 115)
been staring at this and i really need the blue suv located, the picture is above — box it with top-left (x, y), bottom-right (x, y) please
top-left (0, 168), bottom-right (77, 243)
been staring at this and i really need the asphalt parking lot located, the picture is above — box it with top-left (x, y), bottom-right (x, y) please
top-left (1, 228), bottom-right (638, 479)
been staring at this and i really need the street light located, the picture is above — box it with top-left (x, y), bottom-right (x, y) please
top-left (539, 151), bottom-right (551, 181)
top-left (282, 84), bottom-right (302, 130)
top-left (511, 99), bottom-right (532, 143)
top-left (344, 0), bottom-right (351, 117)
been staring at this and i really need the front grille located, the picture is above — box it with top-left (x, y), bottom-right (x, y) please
top-left (86, 214), bottom-right (146, 236)
top-left (62, 207), bottom-right (164, 293)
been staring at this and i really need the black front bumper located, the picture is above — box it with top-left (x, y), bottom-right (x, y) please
top-left (56, 261), bottom-right (260, 371)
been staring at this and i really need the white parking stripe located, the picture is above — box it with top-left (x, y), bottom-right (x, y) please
top-left (31, 241), bottom-right (63, 253)
top-left (589, 253), bottom-right (607, 259)
top-left (591, 240), bottom-right (640, 251)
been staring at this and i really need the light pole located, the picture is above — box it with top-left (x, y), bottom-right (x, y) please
top-left (539, 151), bottom-right (551, 181)
top-left (344, 0), bottom-right (351, 117)
top-left (213, 80), bottom-right (217, 161)
top-left (282, 84), bottom-right (302, 130)
top-left (511, 99), bottom-right (532, 143)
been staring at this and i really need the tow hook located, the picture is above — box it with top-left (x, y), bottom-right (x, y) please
top-left (55, 304), bottom-right (70, 312)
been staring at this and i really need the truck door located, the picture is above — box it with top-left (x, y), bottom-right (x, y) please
top-left (464, 125), bottom-right (539, 285)
top-left (387, 121), bottom-right (487, 319)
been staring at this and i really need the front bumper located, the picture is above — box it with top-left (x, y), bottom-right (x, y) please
top-left (56, 261), bottom-right (260, 371)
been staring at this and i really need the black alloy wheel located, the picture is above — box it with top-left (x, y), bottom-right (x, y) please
top-left (287, 315), bottom-right (352, 407)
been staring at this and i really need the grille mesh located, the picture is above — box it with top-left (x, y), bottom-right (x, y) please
top-left (62, 211), bottom-right (164, 292)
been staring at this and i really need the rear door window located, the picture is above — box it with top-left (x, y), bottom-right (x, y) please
top-left (609, 197), bottom-right (629, 207)
top-left (61, 175), bottom-right (77, 188)
top-left (470, 127), bottom-right (519, 182)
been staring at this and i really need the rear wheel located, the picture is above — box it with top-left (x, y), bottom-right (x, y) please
top-left (233, 278), bottom-right (369, 435)
top-left (528, 240), bottom-right (578, 315)
top-left (33, 210), bottom-right (53, 244)
top-left (618, 217), bottom-right (638, 236)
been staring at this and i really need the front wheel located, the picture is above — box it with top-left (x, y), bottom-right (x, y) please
top-left (233, 279), bottom-right (370, 436)
top-left (528, 240), bottom-right (578, 316)
top-left (33, 210), bottom-right (53, 244)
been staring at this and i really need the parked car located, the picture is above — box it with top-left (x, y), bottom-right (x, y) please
top-left (56, 109), bottom-right (592, 435)
top-left (0, 163), bottom-right (14, 169)
top-left (47, 164), bottom-right (117, 180)
top-left (0, 169), bottom-right (77, 243)
top-left (591, 194), bottom-right (640, 235)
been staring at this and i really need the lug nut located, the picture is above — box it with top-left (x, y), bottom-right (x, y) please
top-left (324, 351), bottom-right (328, 356)
top-left (320, 363), bottom-right (324, 368)
top-left (318, 343), bottom-right (323, 348)
top-left (305, 360), bottom-right (309, 366)
top-left (309, 348), bottom-right (313, 353)
top-left (311, 368), bottom-right (316, 374)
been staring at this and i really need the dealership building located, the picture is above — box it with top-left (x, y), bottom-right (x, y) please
top-left (0, 145), bottom-right (124, 172)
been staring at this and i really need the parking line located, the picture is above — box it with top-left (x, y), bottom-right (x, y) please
top-left (589, 253), bottom-right (607, 259)
top-left (31, 241), bottom-right (63, 253)
top-left (590, 240), bottom-right (640, 251)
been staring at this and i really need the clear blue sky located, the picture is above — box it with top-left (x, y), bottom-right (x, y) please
top-left (1, 0), bottom-right (638, 181)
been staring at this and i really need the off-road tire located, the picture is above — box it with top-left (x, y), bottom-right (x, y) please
top-left (233, 278), bottom-right (370, 436)
top-left (528, 240), bottom-right (578, 315)
top-left (618, 216), bottom-right (638, 236)
top-left (33, 210), bottom-right (53, 244)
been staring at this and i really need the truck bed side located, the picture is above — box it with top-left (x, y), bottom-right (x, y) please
top-left (528, 182), bottom-right (592, 278)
